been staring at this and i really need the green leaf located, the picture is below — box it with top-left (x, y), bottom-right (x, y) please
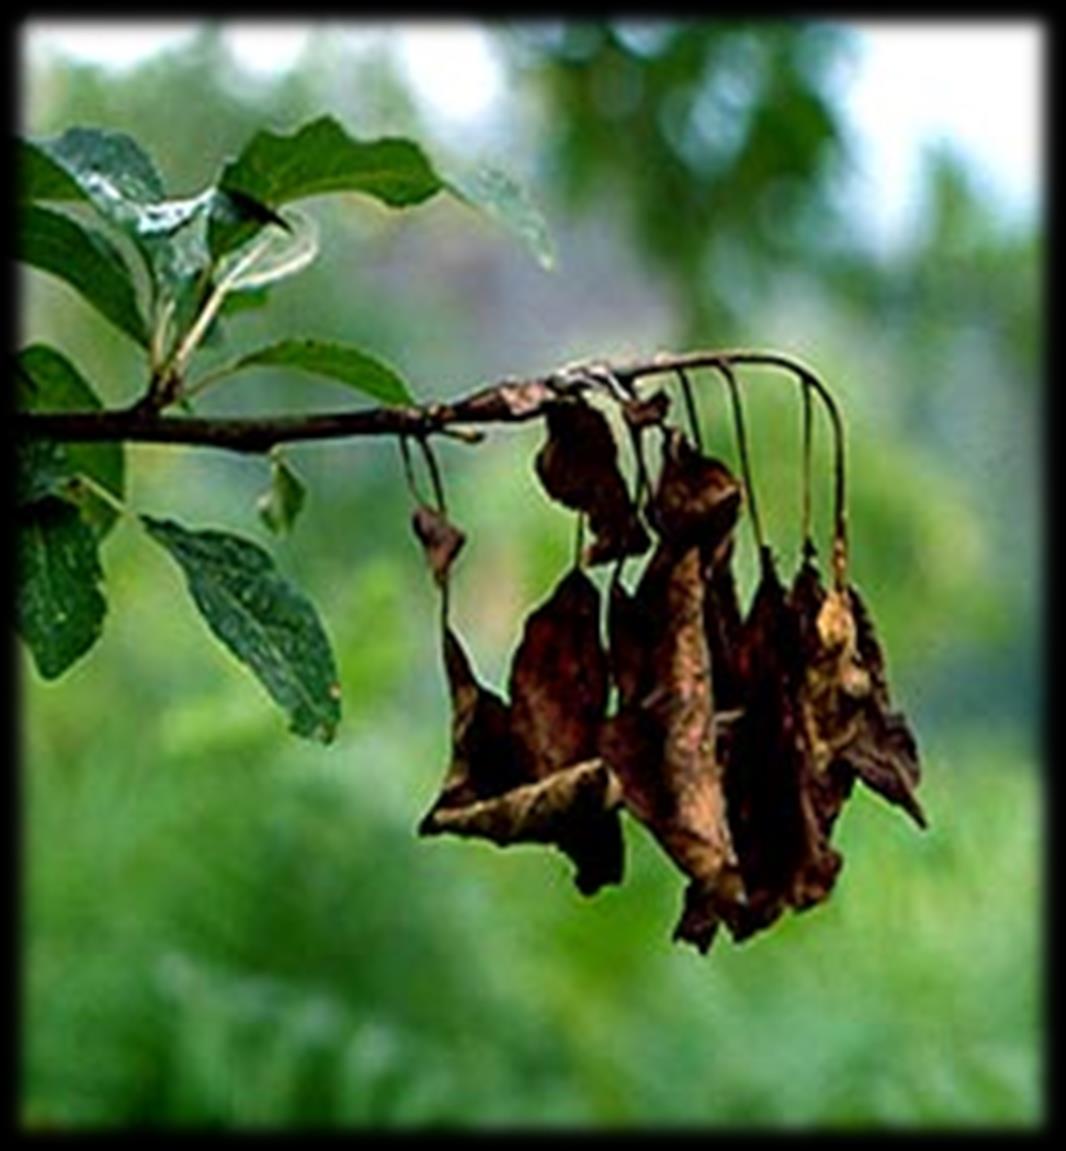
top-left (209, 115), bottom-right (443, 257)
top-left (20, 129), bottom-right (216, 306)
top-left (23, 127), bottom-right (166, 222)
top-left (16, 438), bottom-right (74, 507)
top-left (19, 204), bottom-right (150, 346)
top-left (18, 138), bottom-right (84, 201)
top-left (17, 345), bottom-right (126, 538)
top-left (17, 496), bottom-right (108, 680)
top-left (444, 163), bottom-right (556, 270)
top-left (228, 339), bottom-right (414, 405)
top-left (141, 516), bottom-right (341, 742)
top-left (219, 284), bottom-right (271, 318)
top-left (211, 186), bottom-right (293, 237)
top-left (257, 453), bottom-right (307, 536)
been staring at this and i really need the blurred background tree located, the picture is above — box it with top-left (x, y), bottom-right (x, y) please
top-left (19, 19), bottom-right (1043, 1129)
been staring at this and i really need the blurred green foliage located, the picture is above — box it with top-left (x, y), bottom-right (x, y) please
top-left (19, 20), bottom-right (1042, 1129)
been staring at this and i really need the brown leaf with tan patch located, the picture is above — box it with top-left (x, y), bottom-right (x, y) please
top-left (600, 543), bottom-right (741, 953)
top-left (535, 399), bottom-right (649, 564)
top-left (842, 586), bottom-right (926, 828)
top-left (424, 757), bottom-right (622, 858)
top-left (790, 560), bottom-right (926, 830)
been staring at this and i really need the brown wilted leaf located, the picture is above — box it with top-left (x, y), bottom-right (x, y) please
top-left (720, 550), bottom-right (828, 939)
top-left (790, 559), bottom-right (926, 830)
top-left (509, 568), bottom-right (608, 774)
top-left (420, 567), bottom-right (624, 896)
top-left (424, 757), bottom-right (622, 858)
top-left (599, 543), bottom-right (741, 953)
top-left (622, 390), bottom-right (671, 429)
top-left (411, 503), bottom-right (466, 587)
top-left (509, 567), bottom-right (624, 894)
top-left (842, 586), bottom-right (926, 828)
top-left (420, 627), bottom-right (526, 825)
top-left (535, 399), bottom-right (649, 565)
top-left (649, 427), bottom-right (742, 550)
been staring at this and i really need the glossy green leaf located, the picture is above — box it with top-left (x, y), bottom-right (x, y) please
top-left (444, 163), bottom-right (556, 270)
top-left (141, 516), bottom-right (341, 742)
top-left (228, 339), bottom-right (414, 405)
top-left (17, 345), bottom-right (126, 538)
top-left (257, 453), bottom-right (307, 536)
top-left (20, 129), bottom-right (217, 307)
top-left (23, 127), bottom-right (166, 221)
top-left (209, 115), bottom-right (443, 257)
top-left (19, 204), bottom-right (150, 346)
top-left (17, 496), bottom-right (108, 680)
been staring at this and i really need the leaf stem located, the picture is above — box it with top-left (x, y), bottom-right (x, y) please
top-left (710, 361), bottom-right (765, 554)
top-left (801, 378), bottom-right (815, 562)
top-left (67, 471), bottom-right (131, 519)
top-left (675, 367), bottom-right (703, 453)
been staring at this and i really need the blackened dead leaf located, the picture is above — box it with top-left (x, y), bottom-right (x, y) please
top-left (702, 538), bottom-right (747, 714)
top-left (721, 551), bottom-right (820, 939)
top-left (535, 400), bottom-right (649, 565)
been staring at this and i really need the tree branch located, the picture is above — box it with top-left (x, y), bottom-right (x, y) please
top-left (16, 350), bottom-right (844, 522)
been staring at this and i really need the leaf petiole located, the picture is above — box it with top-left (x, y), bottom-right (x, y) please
top-left (65, 470), bottom-right (131, 520)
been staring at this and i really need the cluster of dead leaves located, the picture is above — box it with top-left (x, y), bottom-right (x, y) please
top-left (411, 393), bottom-right (925, 952)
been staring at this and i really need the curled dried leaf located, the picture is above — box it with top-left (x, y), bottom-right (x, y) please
top-left (845, 587), bottom-right (926, 828)
top-left (790, 559), bottom-right (926, 830)
top-left (535, 399), bottom-right (649, 565)
top-left (420, 627), bottom-right (525, 823)
top-left (509, 567), bottom-right (624, 893)
top-left (649, 427), bottom-right (742, 550)
top-left (422, 757), bottom-right (621, 847)
top-left (721, 553), bottom-right (819, 939)
top-left (600, 544), bottom-right (741, 951)
top-left (411, 503), bottom-right (466, 587)
top-left (622, 390), bottom-right (671, 429)
top-left (421, 570), bottom-right (624, 896)
top-left (509, 568), bottom-right (607, 775)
